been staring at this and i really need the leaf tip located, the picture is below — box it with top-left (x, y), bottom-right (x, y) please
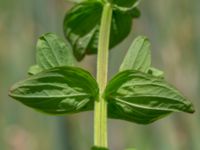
top-left (8, 85), bottom-right (16, 99)
top-left (187, 104), bottom-right (195, 114)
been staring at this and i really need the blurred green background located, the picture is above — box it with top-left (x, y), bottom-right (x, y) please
top-left (0, 0), bottom-right (199, 150)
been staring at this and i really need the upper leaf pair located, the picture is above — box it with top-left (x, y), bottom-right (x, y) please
top-left (104, 36), bottom-right (194, 124)
top-left (63, 0), bottom-right (140, 60)
top-left (10, 33), bottom-right (99, 114)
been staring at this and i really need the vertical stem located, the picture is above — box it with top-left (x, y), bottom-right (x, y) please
top-left (94, 2), bottom-right (112, 148)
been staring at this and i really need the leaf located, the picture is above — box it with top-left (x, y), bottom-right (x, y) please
top-left (148, 67), bottom-right (164, 78)
top-left (63, 1), bottom-right (138, 61)
top-left (120, 36), bottom-right (151, 73)
top-left (104, 70), bottom-right (194, 124)
top-left (28, 33), bottom-right (75, 75)
top-left (109, 10), bottom-right (132, 49)
top-left (112, 0), bottom-right (139, 8)
top-left (126, 7), bottom-right (141, 18)
top-left (36, 33), bottom-right (75, 69)
top-left (63, 1), bottom-right (102, 60)
top-left (9, 66), bottom-right (99, 114)
top-left (113, 1), bottom-right (141, 18)
top-left (91, 146), bottom-right (109, 150)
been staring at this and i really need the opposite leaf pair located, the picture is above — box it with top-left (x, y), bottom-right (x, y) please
top-left (64, 0), bottom-right (140, 60)
top-left (9, 33), bottom-right (194, 124)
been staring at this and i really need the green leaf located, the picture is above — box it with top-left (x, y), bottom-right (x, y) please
top-left (28, 33), bottom-right (75, 75)
top-left (126, 7), bottom-right (141, 18)
top-left (148, 67), bottom-right (164, 78)
top-left (63, 1), bottom-right (138, 61)
top-left (109, 9), bottom-right (132, 49)
top-left (36, 33), bottom-right (75, 69)
top-left (120, 36), bottom-right (151, 73)
top-left (104, 70), bottom-right (194, 124)
top-left (9, 66), bottom-right (98, 114)
top-left (113, 1), bottom-right (141, 18)
top-left (112, 0), bottom-right (138, 8)
top-left (91, 146), bottom-right (109, 150)
top-left (63, 1), bottom-right (103, 60)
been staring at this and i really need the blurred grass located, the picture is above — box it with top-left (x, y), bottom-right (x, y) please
top-left (0, 0), bottom-right (199, 150)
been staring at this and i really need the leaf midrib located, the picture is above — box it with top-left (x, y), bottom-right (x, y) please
top-left (112, 97), bottom-right (187, 112)
top-left (10, 93), bottom-right (89, 99)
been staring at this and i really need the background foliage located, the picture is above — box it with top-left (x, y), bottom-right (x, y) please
top-left (0, 0), bottom-right (199, 149)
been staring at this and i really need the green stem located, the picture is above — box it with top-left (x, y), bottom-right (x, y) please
top-left (94, 2), bottom-right (112, 148)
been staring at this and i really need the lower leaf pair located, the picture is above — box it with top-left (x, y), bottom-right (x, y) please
top-left (9, 33), bottom-right (194, 125)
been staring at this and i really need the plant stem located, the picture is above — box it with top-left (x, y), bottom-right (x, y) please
top-left (94, 2), bottom-right (112, 148)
